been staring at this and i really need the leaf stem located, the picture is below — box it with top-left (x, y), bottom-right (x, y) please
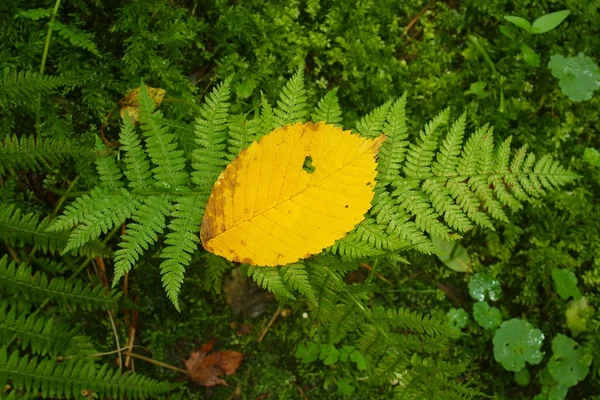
top-left (36, 0), bottom-right (62, 133)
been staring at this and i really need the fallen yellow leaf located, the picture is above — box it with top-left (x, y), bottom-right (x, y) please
top-left (119, 86), bottom-right (166, 122)
top-left (201, 121), bottom-right (385, 266)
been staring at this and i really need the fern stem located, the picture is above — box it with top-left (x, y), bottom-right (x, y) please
top-left (49, 175), bottom-right (80, 220)
top-left (323, 266), bottom-right (390, 341)
top-left (35, 0), bottom-right (62, 133)
top-left (122, 351), bottom-right (188, 374)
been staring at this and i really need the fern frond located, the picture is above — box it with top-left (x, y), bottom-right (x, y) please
top-left (0, 256), bottom-right (121, 311)
top-left (0, 205), bottom-right (105, 257)
top-left (372, 306), bottom-right (459, 338)
top-left (202, 253), bottom-right (234, 294)
top-left (52, 21), bottom-right (101, 57)
top-left (138, 85), bottom-right (187, 189)
top-left (355, 100), bottom-right (392, 138)
top-left (0, 304), bottom-right (77, 357)
top-left (259, 92), bottom-right (277, 133)
top-left (159, 195), bottom-right (206, 310)
top-left (95, 150), bottom-right (124, 191)
top-left (432, 113), bottom-right (466, 177)
top-left (377, 94), bottom-right (409, 181)
top-left (404, 108), bottom-right (450, 179)
top-left (227, 113), bottom-right (262, 159)
top-left (329, 301), bottom-right (363, 343)
top-left (274, 68), bottom-right (308, 126)
top-left (113, 195), bottom-right (172, 285)
top-left (248, 266), bottom-right (295, 300)
top-left (119, 115), bottom-right (153, 191)
top-left (0, 68), bottom-right (81, 108)
top-left (0, 347), bottom-right (171, 399)
top-left (280, 263), bottom-right (316, 303)
top-left (311, 87), bottom-right (342, 126)
top-left (0, 135), bottom-right (96, 174)
top-left (192, 79), bottom-right (231, 190)
top-left (49, 187), bottom-right (141, 254)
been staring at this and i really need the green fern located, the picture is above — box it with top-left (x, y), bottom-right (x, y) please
top-left (274, 68), bottom-right (308, 126)
top-left (0, 68), bottom-right (81, 108)
top-left (0, 304), bottom-right (78, 357)
top-left (0, 347), bottom-right (171, 399)
top-left (191, 79), bottom-right (232, 190)
top-left (0, 135), bottom-right (96, 174)
top-left (138, 84), bottom-right (187, 189)
top-left (0, 256), bottom-right (121, 311)
top-left (0, 205), bottom-right (105, 257)
top-left (52, 21), bottom-right (101, 57)
top-left (311, 87), bottom-right (342, 126)
top-left (247, 266), bottom-right (295, 300)
top-left (49, 187), bottom-right (141, 254)
top-left (227, 113), bottom-right (262, 159)
top-left (113, 195), bottom-right (172, 284)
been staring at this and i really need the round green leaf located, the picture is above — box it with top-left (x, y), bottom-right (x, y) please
top-left (548, 53), bottom-right (600, 102)
top-left (468, 272), bottom-right (502, 302)
top-left (447, 307), bottom-right (469, 330)
top-left (548, 334), bottom-right (591, 387)
top-left (473, 301), bottom-right (502, 330)
top-left (514, 368), bottom-right (530, 387)
top-left (493, 318), bottom-right (544, 372)
top-left (551, 268), bottom-right (582, 300)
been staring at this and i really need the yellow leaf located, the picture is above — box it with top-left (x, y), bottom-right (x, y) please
top-left (119, 86), bottom-right (166, 122)
top-left (201, 122), bottom-right (385, 266)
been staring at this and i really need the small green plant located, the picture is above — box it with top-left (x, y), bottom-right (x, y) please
top-left (503, 10), bottom-right (570, 67)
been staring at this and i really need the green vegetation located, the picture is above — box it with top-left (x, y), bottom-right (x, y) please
top-left (1, 0), bottom-right (599, 398)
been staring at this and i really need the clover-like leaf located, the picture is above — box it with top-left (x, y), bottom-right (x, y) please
top-left (548, 334), bottom-right (591, 387)
top-left (514, 368), bottom-right (530, 387)
top-left (473, 301), bottom-right (502, 330)
top-left (551, 268), bottom-right (581, 300)
top-left (548, 53), bottom-right (600, 102)
top-left (447, 307), bottom-right (469, 330)
top-left (295, 342), bottom-right (320, 364)
top-left (493, 318), bottom-right (544, 372)
top-left (468, 272), bottom-right (502, 302)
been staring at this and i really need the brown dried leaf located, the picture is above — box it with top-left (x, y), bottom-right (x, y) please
top-left (185, 339), bottom-right (244, 387)
top-left (119, 86), bottom-right (166, 122)
top-left (224, 267), bottom-right (274, 318)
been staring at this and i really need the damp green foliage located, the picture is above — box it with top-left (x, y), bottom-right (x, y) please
top-left (1, 0), bottom-right (600, 399)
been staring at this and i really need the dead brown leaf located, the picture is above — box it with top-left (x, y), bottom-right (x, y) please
top-left (119, 86), bottom-right (166, 122)
top-left (224, 267), bottom-right (274, 318)
top-left (185, 339), bottom-right (243, 387)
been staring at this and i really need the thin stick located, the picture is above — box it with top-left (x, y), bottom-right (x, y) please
top-left (361, 263), bottom-right (393, 286)
top-left (122, 351), bottom-right (188, 374)
top-left (106, 304), bottom-right (123, 370)
top-left (257, 307), bottom-right (282, 343)
top-left (5, 246), bottom-right (21, 263)
top-left (405, 1), bottom-right (436, 33)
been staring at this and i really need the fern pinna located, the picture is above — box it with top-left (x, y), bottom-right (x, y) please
top-left (49, 70), bottom-right (576, 396)
top-left (0, 256), bottom-right (171, 399)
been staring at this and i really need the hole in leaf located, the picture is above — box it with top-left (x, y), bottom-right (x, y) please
top-left (303, 155), bottom-right (315, 174)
